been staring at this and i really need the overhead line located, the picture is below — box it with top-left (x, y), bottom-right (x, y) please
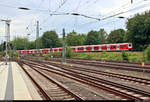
top-left (101, 0), bottom-right (143, 18)
top-left (0, 3), bottom-right (50, 12)
top-left (39, 0), bottom-right (69, 29)
top-left (77, 1), bottom-right (150, 27)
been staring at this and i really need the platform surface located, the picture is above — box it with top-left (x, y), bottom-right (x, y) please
top-left (0, 61), bottom-right (42, 100)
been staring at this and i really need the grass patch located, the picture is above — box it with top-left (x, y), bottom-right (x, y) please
top-left (40, 51), bottom-right (146, 63)
top-left (72, 52), bottom-right (144, 62)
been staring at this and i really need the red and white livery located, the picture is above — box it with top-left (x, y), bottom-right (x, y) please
top-left (18, 42), bottom-right (133, 54)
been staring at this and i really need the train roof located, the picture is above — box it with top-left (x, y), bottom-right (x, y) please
top-left (18, 42), bottom-right (132, 51)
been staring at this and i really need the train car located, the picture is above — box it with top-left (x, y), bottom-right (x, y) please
top-left (18, 42), bottom-right (132, 54)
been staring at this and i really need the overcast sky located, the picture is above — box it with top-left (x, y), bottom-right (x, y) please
top-left (0, 0), bottom-right (150, 42)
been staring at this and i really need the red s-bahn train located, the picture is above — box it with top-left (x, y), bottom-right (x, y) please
top-left (18, 42), bottom-right (132, 54)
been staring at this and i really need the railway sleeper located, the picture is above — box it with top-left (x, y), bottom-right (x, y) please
top-left (22, 60), bottom-right (148, 99)
top-left (50, 93), bottom-right (71, 97)
top-left (52, 95), bottom-right (75, 100)
top-left (49, 90), bottom-right (66, 93)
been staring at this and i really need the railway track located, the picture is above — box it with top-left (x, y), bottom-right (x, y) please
top-left (18, 61), bottom-right (83, 100)
top-left (21, 58), bottom-right (150, 85)
top-left (19, 59), bottom-right (150, 100)
top-left (41, 61), bottom-right (150, 85)
top-left (47, 58), bottom-right (150, 73)
top-left (48, 57), bottom-right (150, 66)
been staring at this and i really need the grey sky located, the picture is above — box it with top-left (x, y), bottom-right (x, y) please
top-left (0, 0), bottom-right (150, 42)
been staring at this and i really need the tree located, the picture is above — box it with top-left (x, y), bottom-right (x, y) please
top-left (97, 29), bottom-right (107, 44)
top-left (10, 37), bottom-right (28, 50)
top-left (144, 45), bottom-right (150, 62)
top-left (125, 11), bottom-right (150, 50)
top-left (66, 31), bottom-right (86, 46)
top-left (28, 41), bottom-right (35, 49)
top-left (78, 34), bottom-right (87, 45)
top-left (85, 30), bottom-right (100, 45)
top-left (42, 30), bottom-right (59, 48)
top-left (34, 37), bottom-right (44, 49)
top-left (56, 38), bottom-right (62, 47)
top-left (107, 29), bottom-right (125, 43)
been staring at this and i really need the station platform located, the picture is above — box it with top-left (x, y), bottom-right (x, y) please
top-left (0, 61), bottom-right (42, 100)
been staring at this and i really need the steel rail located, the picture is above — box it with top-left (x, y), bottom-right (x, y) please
top-left (19, 61), bottom-right (83, 100)
top-left (64, 59), bottom-right (150, 73)
top-left (18, 62), bottom-right (52, 100)
top-left (21, 60), bottom-right (145, 100)
top-left (24, 58), bottom-right (150, 84)
top-left (44, 62), bottom-right (150, 85)
top-left (37, 58), bottom-right (150, 73)
top-left (27, 65), bottom-right (83, 100)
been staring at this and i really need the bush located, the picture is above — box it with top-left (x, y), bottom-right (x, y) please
top-left (51, 52), bottom-right (61, 58)
top-left (8, 50), bottom-right (19, 58)
top-left (102, 50), bottom-right (106, 54)
top-left (144, 45), bottom-right (150, 62)
top-left (32, 54), bottom-right (36, 56)
top-left (122, 51), bottom-right (128, 61)
top-left (0, 52), bottom-right (4, 56)
top-left (14, 52), bottom-right (19, 57)
top-left (86, 54), bottom-right (92, 59)
top-left (66, 47), bottom-right (74, 58)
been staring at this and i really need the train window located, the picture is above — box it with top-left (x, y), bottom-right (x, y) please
top-left (86, 47), bottom-right (92, 49)
top-left (78, 47), bottom-right (83, 50)
top-left (102, 46), bottom-right (107, 49)
top-left (120, 45), bottom-right (124, 48)
top-left (72, 48), bottom-right (75, 50)
top-left (94, 47), bottom-right (99, 49)
top-left (111, 46), bottom-right (116, 48)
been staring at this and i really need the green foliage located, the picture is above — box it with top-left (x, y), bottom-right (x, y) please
top-left (97, 29), bottom-right (107, 44)
top-left (66, 52), bottom-right (144, 63)
top-left (34, 37), bottom-right (44, 49)
top-left (85, 30), bottom-right (99, 45)
top-left (0, 52), bottom-right (4, 56)
top-left (56, 38), bottom-right (62, 47)
top-left (31, 53), bottom-right (36, 56)
top-left (144, 45), bottom-right (150, 62)
top-left (85, 29), bottom-right (107, 45)
top-left (10, 37), bottom-right (28, 50)
top-left (42, 30), bottom-right (59, 48)
top-left (50, 52), bottom-right (62, 58)
top-left (102, 50), bottom-right (106, 54)
top-left (86, 53), bottom-right (92, 59)
top-left (13, 52), bottom-right (19, 57)
top-left (0, 44), bottom-right (3, 51)
top-left (9, 50), bottom-right (19, 58)
top-left (42, 54), bottom-right (50, 60)
top-left (125, 11), bottom-right (150, 50)
top-left (66, 30), bottom-right (86, 46)
top-left (28, 41), bottom-right (35, 49)
top-left (107, 29), bottom-right (125, 43)
top-left (66, 47), bottom-right (74, 58)
top-left (122, 51), bottom-right (129, 61)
